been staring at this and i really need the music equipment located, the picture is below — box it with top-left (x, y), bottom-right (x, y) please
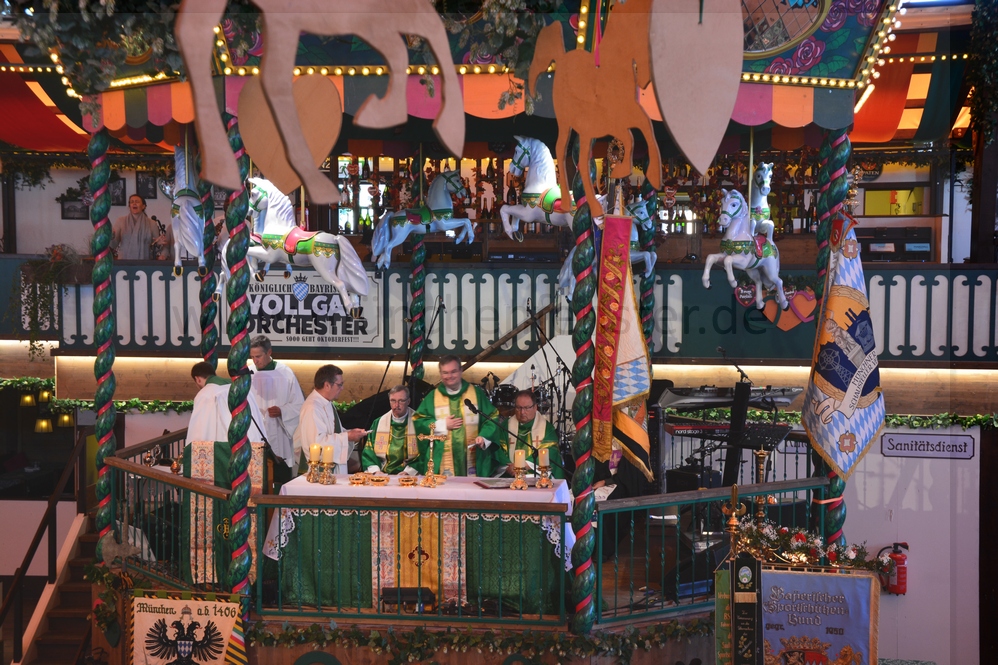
top-left (657, 385), bottom-right (802, 411)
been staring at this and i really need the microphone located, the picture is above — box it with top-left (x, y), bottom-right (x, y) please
top-left (464, 398), bottom-right (480, 415)
top-left (716, 346), bottom-right (726, 356)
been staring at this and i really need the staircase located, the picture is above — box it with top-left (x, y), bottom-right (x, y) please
top-left (22, 530), bottom-right (97, 665)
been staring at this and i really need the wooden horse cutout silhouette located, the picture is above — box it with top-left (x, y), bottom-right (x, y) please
top-left (175, 0), bottom-right (464, 202)
top-left (527, 0), bottom-right (662, 219)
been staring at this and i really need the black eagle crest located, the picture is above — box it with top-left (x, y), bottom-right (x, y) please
top-left (145, 617), bottom-right (225, 664)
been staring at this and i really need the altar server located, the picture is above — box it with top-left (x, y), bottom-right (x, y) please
top-left (249, 335), bottom-right (305, 477)
top-left (362, 385), bottom-right (419, 475)
top-left (414, 355), bottom-right (504, 476)
top-left (187, 361), bottom-right (265, 444)
top-left (294, 364), bottom-right (368, 474)
top-left (501, 390), bottom-right (563, 478)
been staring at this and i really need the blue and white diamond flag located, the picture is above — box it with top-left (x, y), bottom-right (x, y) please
top-left (803, 213), bottom-right (885, 480)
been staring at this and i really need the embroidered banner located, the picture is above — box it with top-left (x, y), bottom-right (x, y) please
top-left (593, 215), bottom-right (652, 465)
top-left (130, 592), bottom-right (243, 665)
top-left (803, 213), bottom-right (885, 480)
top-left (760, 568), bottom-right (879, 665)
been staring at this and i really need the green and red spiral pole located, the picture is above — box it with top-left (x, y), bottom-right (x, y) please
top-left (88, 127), bottom-right (117, 557)
top-left (569, 141), bottom-right (598, 634)
top-left (221, 114), bottom-right (254, 611)
top-left (408, 236), bottom-right (427, 381)
top-left (810, 128), bottom-right (851, 547)
top-left (195, 151), bottom-right (219, 370)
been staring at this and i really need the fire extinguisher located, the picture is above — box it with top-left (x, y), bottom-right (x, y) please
top-left (878, 542), bottom-right (909, 595)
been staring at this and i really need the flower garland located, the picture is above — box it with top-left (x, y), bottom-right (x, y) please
top-left (735, 517), bottom-right (894, 576)
top-left (671, 407), bottom-right (998, 431)
top-left (245, 618), bottom-right (713, 665)
top-left (0, 378), bottom-right (357, 415)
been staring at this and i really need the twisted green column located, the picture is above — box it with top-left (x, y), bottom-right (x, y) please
top-left (196, 151), bottom-right (219, 370)
top-left (221, 114), bottom-right (254, 610)
top-left (88, 128), bottom-right (117, 557)
top-left (638, 178), bottom-right (659, 345)
top-left (569, 143), bottom-right (598, 634)
top-left (408, 236), bottom-right (427, 380)
top-left (810, 128), bottom-right (851, 547)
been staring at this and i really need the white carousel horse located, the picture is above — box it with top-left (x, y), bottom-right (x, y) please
top-left (702, 189), bottom-right (788, 311)
top-left (218, 178), bottom-right (369, 308)
top-left (500, 136), bottom-right (577, 241)
top-left (556, 198), bottom-right (658, 299)
top-left (749, 162), bottom-right (775, 244)
top-left (370, 170), bottom-right (474, 269)
top-left (162, 145), bottom-right (207, 277)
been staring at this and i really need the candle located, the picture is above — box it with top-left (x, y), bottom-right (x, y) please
top-left (321, 445), bottom-right (334, 464)
top-left (309, 444), bottom-right (321, 463)
top-left (538, 447), bottom-right (550, 467)
top-left (514, 449), bottom-right (526, 468)
top-left (434, 418), bottom-right (447, 435)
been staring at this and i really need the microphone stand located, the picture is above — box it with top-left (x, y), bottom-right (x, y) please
top-left (464, 399), bottom-right (572, 479)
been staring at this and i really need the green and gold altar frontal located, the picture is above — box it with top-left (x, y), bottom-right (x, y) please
top-left (257, 476), bottom-right (572, 621)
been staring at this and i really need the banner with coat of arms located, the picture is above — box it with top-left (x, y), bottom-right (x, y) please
top-left (221, 270), bottom-right (382, 349)
top-left (130, 591), bottom-right (246, 665)
top-left (761, 568), bottom-right (879, 665)
top-left (802, 213), bottom-right (885, 480)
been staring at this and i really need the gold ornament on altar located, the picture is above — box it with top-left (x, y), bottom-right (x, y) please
top-left (416, 433), bottom-right (448, 488)
top-left (369, 475), bottom-right (389, 486)
top-left (398, 475), bottom-right (417, 487)
top-left (319, 462), bottom-right (336, 485)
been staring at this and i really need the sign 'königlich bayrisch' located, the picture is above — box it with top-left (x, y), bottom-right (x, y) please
top-left (221, 270), bottom-right (383, 349)
top-left (881, 432), bottom-right (975, 459)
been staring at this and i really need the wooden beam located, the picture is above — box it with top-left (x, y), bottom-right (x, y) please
top-left (461, 302), bottom-right (556, 371)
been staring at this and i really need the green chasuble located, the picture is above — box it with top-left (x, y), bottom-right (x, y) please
top-left (501, 415), bottom-right (564, 479)
top-left (361, 411), bottom-right (417, 474)
top-left (414, 381), bottom-right (503, 476)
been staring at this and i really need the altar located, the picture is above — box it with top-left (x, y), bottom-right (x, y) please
top-left (262, 476), bottom-right (574, 617)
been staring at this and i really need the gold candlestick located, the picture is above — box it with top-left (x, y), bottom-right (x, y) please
top-left (319, 462), bottom-right (336, 485)
top-left (306, 460), bottom-right (321, 483)
top-left (510, 466), bottom-right (528, 490)
top-left (536, 465), bottom-right (553, 489)
top-left (721, 484), bottom-right (747, 557)
top-left (417, 433), bottom-right (447, 488)
top-left (753, 448), bottom-right (771, 526)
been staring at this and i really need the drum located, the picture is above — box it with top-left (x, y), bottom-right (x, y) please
top-left (532, 386), bottom-right (552, 414)
top-left (491, 384), bottom-right (518, 416)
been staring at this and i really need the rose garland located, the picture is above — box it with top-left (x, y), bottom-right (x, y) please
top-left (735, 517), bottom-right (894, 576)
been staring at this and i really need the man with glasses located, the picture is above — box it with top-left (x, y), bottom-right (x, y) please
top-left (293, 364), bottom-right (368, 474)
top-left (502, 390), bottom-right (564, 478)
top-left (414, 355), bottom-right (506, 476)
top-left (361, 385), bottom-right (419, 475)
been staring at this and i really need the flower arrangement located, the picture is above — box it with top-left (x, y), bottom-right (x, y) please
top-left (735, 517), bottom-right (894, 576)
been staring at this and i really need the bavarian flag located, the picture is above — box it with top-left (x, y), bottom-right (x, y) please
top-left (592, 215), bottom-right (654, 481)
top-left (803, 213), bottom-right (885, 480)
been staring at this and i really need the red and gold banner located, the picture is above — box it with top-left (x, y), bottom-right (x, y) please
top-left (593, 216), bottom-right (652, 468)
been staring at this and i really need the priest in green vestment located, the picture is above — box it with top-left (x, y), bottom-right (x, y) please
top-left (361, 384), bottom-right (420, 475)
top-left (414, 355), bottom-right (506, 476)
top-left (501, 390), bottom-right (564, 478)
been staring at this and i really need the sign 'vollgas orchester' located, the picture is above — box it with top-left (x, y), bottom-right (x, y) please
top-left (221, 270), bottom-right (383, 348)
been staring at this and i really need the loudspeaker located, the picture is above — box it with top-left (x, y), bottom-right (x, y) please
top-left (659, 540), bottom-right (728, 602)
top-left (666, 466), bottom-right (722, 493)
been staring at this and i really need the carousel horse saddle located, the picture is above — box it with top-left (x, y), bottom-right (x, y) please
top-left (282, 226), bottom-right (320, 256)
top-left (754, 235), bottom-right (767, 258)
top-left (522, 187), bottom-right (568, 214)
